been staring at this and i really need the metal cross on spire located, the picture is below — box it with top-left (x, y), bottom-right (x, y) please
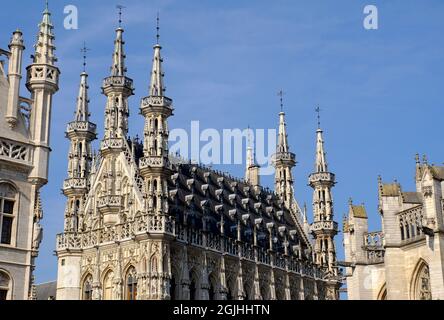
top-left (278, 89), bottom-right (285, 112)
top-left (156, 12), bottom-right (160, 44)
top-left (116, 5), bottom-right (126, 27)
top-left (80, 42), bottom-right (90, 72)
top-left (45, 0), bottom-right (49, 10)
top-left (315, 105), bottom-right (321, 129)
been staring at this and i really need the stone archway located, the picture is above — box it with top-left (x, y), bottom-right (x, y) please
top-left (410, 259), bottom-right (432, 300)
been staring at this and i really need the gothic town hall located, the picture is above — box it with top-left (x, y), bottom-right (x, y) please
top-left (0, 4), bottom-right (341, 300)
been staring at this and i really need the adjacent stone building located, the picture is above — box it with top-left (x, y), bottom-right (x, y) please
top-left (0, 4), bottom-right (59, 300)
top-left (55, 17), bottom-right (341, 300)
top-left (343, 156), bottom-right (444, 300)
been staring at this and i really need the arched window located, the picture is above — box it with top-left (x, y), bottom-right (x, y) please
top-left (208, 274), bottom-right (218, 301)
top-left (170, 275), bottom-right (176, 300)
top-left (413, 262), bottom-right (432, 300)
top-left (0, 271), bottom-right (11, 300)
top-left (189, 270), bottom-right (198, 300)
top-left (126, 267), bottom-right (137, 300)
top-left (189, 279), bottom-right (196, 301)
top-left (0, 183), bottom-right (17, 245)
top-left (82, 274), bottom-right (93, 300)
top-left (103, 270), bottom-right (114, 300)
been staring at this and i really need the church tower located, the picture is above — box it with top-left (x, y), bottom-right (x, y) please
top-left (308, 113), bottom-right (338, 274)
top-left (62, 51), bottom-right (97, 233)
top-left (272, 96), bottom-right (296, 209)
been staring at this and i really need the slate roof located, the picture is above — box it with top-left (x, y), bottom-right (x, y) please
top-left (402, 192), bottom-right (423, 204)
top-left (350, 205), bottom-right (367, 219)
top-left (167, 162), bottom-right (309, 255)
top-left (35, 281), bottom-right (57, 300)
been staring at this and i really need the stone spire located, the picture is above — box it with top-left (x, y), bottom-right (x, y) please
top-left (272, 94), bottom-right (296, 208)
top-left (277, 111), bottom-right (290, 153)
top-left (315, 128), bottom-right (328, 172)
top-left (110, 27), bottom-right (126, 77)
top-left (5, 30), bottom-right (25, 128)
top-left (33, 4), bottom-right (56, 65)
top-left (148, 39), bottom-right (165, 97)
top-left (308, 117), bottom-right (338, 275)
top-left (245, 127), bottom-right (260, 186)
top-left (75, 72), bottom-right (89, 122)
top-left (63, 56), bottom-right (97, 232)
top-left (100, 22), bottom-right (134, 142)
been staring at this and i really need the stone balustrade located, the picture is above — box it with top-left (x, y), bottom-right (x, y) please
top-left (63, 178), bottom-right (87, 190)
top-left (0, 138), bottom-right (30, 163)
top-left (102, 75), bottom-right (134, 89)
top-left (100, 138), bottom-right (124, 150)
top-left (310, 220), bottom-right (338, 233)
top-left (308, 172), bottom-right (335, 184)
top-left (66, 121), bottom-right (97, 134)
top-left (56, 214), bottom-right (324, 280)
top-left (271, 152), bottom-right (296, 164)
top-left (139, 156), bottom-right (169, 169)
top-left (141, 96), bottom-right (173, 109)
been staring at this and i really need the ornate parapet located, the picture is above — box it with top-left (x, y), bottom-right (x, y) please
top-left (66, 121), bottom-right (97, 139)
top-left (398, 205), bottom-right (425, 244)
top-left (308, 172), bottom-right (335, 186)
top-left (139, 156), bottom-right (171, 175)
top-left (63, 178), bottom-right (87, 193)
top-left (26, 64), bottom-right (59, 92)
top-left (141, 96), bottom-right (172, 109)
top-left (0, 138), bottom-right (31, 165)
top-left (271, 152), bottom-right (296, 166)
top-left (102, 75), bottom-right (134, 94)
top-left (363, 231), bottom-right (385, 264)
top-left (98, 195), bottom-right (122, 225)
top-left (56, 215), bottom-right (326, 282)
top-left (56, 214), bottom-right (175, 251)
top-left (310, 220), bottom-right (338, 234)
top-left (100, 137), bottom-right (124, 154)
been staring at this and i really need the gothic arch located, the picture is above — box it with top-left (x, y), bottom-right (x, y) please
top-left (189, 267), bottom-right (200, 300)
top-left (150, 254), bottom-right (159, 274)
top-left (377, 283), bottom-right (387, 300)
top-left (410, 259), bottom-right (432, 300)
top-left (101, 268), bottom-right (115, 300)
top-left (208, 271), bottom-right (219, 300)
top-left (0, 179), bottom-right (19, 191)
top-left (170, 266), bottom-right (180, 300)
top-left (0, 181), bottom-right (19, 246)
top-left (80, 273), bottom-right (93, 300)
top-left (124, 265), bottom-right (137, 300)
top-left (0, 269), bottom-right (13, 300)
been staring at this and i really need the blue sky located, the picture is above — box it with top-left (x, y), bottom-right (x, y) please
top-left (1, 0), bottom-right (444, 292)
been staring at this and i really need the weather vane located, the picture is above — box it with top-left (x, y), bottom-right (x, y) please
top-left (315, 106), bottom-right (321, 128)
top-left (80, 42), bottom-right (90, 72)
top-left (116, 5), bottom-right (126, 27)
top-left (278, 90), bottom-right (285, 112)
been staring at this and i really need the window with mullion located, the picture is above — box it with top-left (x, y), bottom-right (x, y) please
top-left (0, 199), bottom-right (15, 245)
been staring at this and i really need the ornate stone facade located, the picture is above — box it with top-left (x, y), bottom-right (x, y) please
top-left (0, 4), bottom-right (59, 300)
top-left (54, 17), bottom-right (340, 300)
top-left (343, 156), bottom-right (444, 300)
